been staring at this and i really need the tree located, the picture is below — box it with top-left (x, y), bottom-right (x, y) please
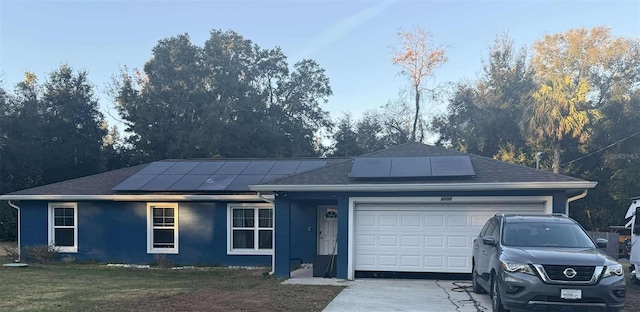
top-left (525, 28), bottom-right (638, 173)
top-left (331, 112), bottom-right (390, 157)
top-left (392, 27), bottom-right (447, 141)
top-left (40, 65), bottom-right (107, 183)
top-left (523, 75), bottom-right (601, 173)
top-left (115, 30), bottom-right (333, 160)
top-left (434, 34), bottom-right (533, 160)
top-left (531, 27), bottom-right (640, 106)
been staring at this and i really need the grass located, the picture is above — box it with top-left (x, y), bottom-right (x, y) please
top-left (0, 255), bottom-right (343, 312)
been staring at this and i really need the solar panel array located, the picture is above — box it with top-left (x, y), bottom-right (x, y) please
top-left (112, 160), bottom-right (327, 191)
top-left (349, 156), bottom-right (474, 178)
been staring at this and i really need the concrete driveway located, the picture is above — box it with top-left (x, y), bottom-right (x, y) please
top-left (283, 267), bottom-right (491, 311)
top-left (322, 279), bottom-right (491, 312)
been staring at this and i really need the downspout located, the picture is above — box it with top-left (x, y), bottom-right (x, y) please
top-left (8, 201), bottom-right (20, 262)
top-left (566, 190), bottom-right (588, 216)
top-left (258, 192), bottom-right (276, 275)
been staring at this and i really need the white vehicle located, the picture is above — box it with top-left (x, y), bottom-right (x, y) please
top-left (625, 196), bottom-right (640, 284)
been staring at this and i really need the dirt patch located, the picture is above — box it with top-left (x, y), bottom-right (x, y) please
top-left (0, 241), bottom-right (17, 256)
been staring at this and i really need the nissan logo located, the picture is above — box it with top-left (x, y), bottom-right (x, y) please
top-left (563, 268), bottom-right (578, 279)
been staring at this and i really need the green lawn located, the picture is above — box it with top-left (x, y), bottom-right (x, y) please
top-left (0, 257), bottom-right (343, 312)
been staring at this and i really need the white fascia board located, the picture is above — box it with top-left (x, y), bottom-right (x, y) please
top-left (0, 194), bottom-right (269, 202)
top-left (250, 181), bottom-right (597, 192)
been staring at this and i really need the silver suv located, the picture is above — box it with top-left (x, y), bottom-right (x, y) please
top-left (472, 214), bottom-right (626, 311)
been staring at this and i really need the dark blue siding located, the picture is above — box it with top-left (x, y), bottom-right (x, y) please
top-left (20, 201), bottom-right (48, 247)
top-left (289, 201), bottom-right (317, 264)
top-left (274, 196), bottom-right (291, 277)
top-left (19, 200), bottom-right (271, 267)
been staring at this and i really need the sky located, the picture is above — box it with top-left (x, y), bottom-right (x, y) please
top-left (1, 0), bottom-right (639, 129)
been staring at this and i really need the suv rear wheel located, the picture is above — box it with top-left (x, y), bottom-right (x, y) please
top-left (491, 274), bottom-right (507, 312)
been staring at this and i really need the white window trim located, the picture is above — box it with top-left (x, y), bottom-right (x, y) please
top-left (227, 203), bottom-right (274, 255)
top-left (147, 202), bottom-right (179, 254)
top-left (48, 202), bottom-right (78, 253)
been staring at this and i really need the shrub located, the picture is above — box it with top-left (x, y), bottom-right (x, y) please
top-left (22, 245), bottom-right (59, 264)
top-left (153, 254), bottom-right (174, 268)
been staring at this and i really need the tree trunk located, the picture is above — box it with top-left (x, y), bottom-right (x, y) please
top-left (412, 86), bottom-right (420, 141)
top-left (552, 142), bottom-right (561, 174)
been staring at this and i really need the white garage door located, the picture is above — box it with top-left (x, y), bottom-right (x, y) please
top-left (354, 202), bottom-right (545, 273)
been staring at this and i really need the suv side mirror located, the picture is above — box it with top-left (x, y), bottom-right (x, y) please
top-left (596, 238), bottom-right (608, 249)
top-left (482, 236), bottom-right (497, 246)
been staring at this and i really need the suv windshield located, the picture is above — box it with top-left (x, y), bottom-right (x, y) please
top-left (502, 222), bottom-right (595, 248)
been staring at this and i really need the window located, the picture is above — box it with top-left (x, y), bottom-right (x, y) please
top-left (48, 202), bottom-right (78, 253)
top-left (147, 203), bottom-right (179, 254)
top-left (227, 203), bottom-right (273, 255)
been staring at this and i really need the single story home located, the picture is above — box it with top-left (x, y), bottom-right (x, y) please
top-left (0, 143), bottom-right (596, 279)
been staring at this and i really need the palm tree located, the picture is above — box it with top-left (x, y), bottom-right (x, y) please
top-left (523, 75), bottom-right (601, 173)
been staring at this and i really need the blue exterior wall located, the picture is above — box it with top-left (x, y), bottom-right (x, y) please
top-left (273, 189), bottom-right (576, 278)
top-left (19, 200), bottom-right (271, 267)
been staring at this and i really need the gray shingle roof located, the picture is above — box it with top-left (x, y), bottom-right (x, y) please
top-left (258, 143), bottom-right (585, 186)
top-left (2, 143), bottom-right (593, 197)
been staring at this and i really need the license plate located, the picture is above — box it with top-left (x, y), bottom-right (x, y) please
top-left (561, 289), bottom-right (582, 300)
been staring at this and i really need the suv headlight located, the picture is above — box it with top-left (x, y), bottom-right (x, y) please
top-left (603, 264), bottom-right (624, 278)
top-left (501, 261), bottom-right (535, 275)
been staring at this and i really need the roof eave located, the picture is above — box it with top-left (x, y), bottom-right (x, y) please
top-left (249, 181), bottom-right (598, 192)
top-left (0, 194), bottom-right (267, 202)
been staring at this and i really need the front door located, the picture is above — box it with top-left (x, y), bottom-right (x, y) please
top-left (317, 206), bottom-right (338, 255)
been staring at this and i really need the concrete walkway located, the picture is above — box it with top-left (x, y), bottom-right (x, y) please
top-left (283, 268), bottom-right (491, 312)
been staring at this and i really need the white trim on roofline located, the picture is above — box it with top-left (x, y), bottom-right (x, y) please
top-left (250, 181), bottom-right (597, 192)
top-left (0, 194), bottom-right (273, 202)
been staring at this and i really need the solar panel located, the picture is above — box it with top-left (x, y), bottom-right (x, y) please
top-left (431, 156), bottom-right (475, 177)
top-left (112, 174), bottom-right (157, 191)
top-left (197, 174), bottom-right (237, 190)
top-left (137, 162), bottom-right (175, 174)
top-left (390, 157), bottom-right (431, 177)
top-left (163, 162), bottom-right (199, 174)
top-left (350, 158), bottom-right (392, 178)
top-left (261, 174), bottom-right (288, 183)
top-left (268, 161), bottom-right (301, 174)
top-left (216, 162), bottom-right (250, 174)
top-left (189, 162), bottom-right (225, 174)
top-left (139, 174), bottom-right (184, 190)
top-left (112, 159), bottom-right (330, 191)
top-left (296, 160), bottom-right (327, 173)
top-left (226, 175), bottom-right (266, 191)
top-left (168, 174), bottom-right (210, 191)
top-left (242, 161), bottom-right (276, 174)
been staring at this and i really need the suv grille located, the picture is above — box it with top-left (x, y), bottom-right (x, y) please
top-left (541, 265), bottom-right (594, 282)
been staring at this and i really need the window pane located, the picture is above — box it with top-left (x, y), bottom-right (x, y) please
top-left (54, 217), bottom-right (64, 227)
top-left (54, 208), bottom-right (64, 217)
top-left (64, 208), bottom-right (74, 217)
top-left (55, 228), bottom-right (74, 247)
top-left (153, 229), bottom-right (175, 248)
top-left (233, 230), bottom-right (254, 248)
top-left (258, 230), bottom-right (273, 249)
top-left (258, 209), bottom-right (273, 228)
top-left (165, 217), bottom-right (174, 226)
top-left (153, 217), bottom-right (164, 226)
top-left (153, 207), bottom-right (163, 217)
top-left (164, 208), bottom-right (174, 217)
top-left (233, 209), bottom-right (254, 228)
top-left (64, 216), bottom-right (74, 226)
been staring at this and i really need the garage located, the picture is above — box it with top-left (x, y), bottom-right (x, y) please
top-left (351, 197), bottom-right (550, 274)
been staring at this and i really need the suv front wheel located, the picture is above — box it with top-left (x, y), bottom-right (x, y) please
top-left (472, 263), bottom-right (486, 294)
top-left (491, 274), bottom-right (507, 312)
